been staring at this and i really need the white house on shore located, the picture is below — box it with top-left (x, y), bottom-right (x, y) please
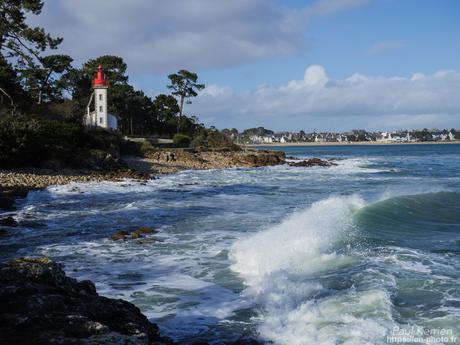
top-left (84, 65), bottom-right (119, 130)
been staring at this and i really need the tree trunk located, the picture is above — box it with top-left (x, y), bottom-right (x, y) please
top-left (0, 86), bottom-right (16, 116)
top-left (177, 95), bottom-right (185, 133)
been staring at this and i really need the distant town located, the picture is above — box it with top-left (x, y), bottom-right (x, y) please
top-left (221, 127), bottom-right (460, 144)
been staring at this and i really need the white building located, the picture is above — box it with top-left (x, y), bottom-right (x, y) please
top-left (84, 65), bottom-right (119, 130)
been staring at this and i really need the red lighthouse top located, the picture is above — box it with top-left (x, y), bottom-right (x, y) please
top-left (92, 64), bottom-right (108, 87)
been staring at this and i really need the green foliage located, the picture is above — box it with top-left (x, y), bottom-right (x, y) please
top-left (167, 69), bottom-right (205, 132)
top-left (412, 128), bottom-right (432, 141)
top-left (242, 127), bottom-right (274, 137)
top-left (0, 0), bottom-right (62, 65)
top-left (21, 54), bottom-right (73, 104)
top-left (0, 116), bottom-right (86, 167)
top-left (0, 2), bottom-right (211, 142)
top-left (0, 0), bottom-right (64, 113)
top-left (82, 56), bottom-right (128, 85)
top-left (172, 133), bottom-right (191, 147)
top-left (191, 128), bottom-right (240, 151)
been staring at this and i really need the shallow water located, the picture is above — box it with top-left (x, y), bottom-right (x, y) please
top-left (1, 144), bottom-right (460, 344)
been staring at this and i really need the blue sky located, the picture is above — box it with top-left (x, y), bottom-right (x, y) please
top-left (187, 0), bottom-right (460, 91)
top-left (32, 0), bottom-right (460, 131)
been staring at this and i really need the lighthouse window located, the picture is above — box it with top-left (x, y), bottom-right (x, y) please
top-left (99, 117), bottom-right (103, 124)
top-left (99, 94), bottom-right (102, 101)
top-left (99, 106), bottom-right (103, 112)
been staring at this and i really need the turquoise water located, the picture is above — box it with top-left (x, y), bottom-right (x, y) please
top-left (1, 144), bottom-right (460, 344)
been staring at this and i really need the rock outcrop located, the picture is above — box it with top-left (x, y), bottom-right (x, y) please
top-left (143, 148), bottom-right (286, 173)
top-left (110, 227), bottom-right (157, 241)
top-left (0, 186), bottom-right (30, 210)
top-left (0, 257), bottom-right (173, 345)
top-left (288, 158), bottom-right (337, 168)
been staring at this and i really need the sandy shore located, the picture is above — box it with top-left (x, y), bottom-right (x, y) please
top-left (246, 141), bottom-right (460, 147)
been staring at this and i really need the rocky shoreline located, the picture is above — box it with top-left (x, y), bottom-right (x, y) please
top-left (0, 150), bottom-right (336, 344)
top-left (0, 258), bottom-right (266, 345)
top-left (0, 257), bottom-right (174, 345)
top-left (0, 148), bottom-right (286, 210)
top-left (0, 150), bottom-right (339, 214)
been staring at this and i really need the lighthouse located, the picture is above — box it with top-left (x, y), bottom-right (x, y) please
top-left (84, 65), bottom-right (118, 130)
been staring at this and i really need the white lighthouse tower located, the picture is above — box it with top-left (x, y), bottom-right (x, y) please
top-left (84, 65), bottom-right (118, 130)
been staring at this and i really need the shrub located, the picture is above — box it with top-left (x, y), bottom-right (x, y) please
top-left (0, 116), bottom-right (87, 167)
top-left (0, 116), bottom-right (128, 168)
top-left (172, 133), bottom-right (191, 147)
top-left (190, 129), bottom-right (240, 151)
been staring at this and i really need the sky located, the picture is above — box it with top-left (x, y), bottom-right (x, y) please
top-left (29, 0), bottom-right (460, 131)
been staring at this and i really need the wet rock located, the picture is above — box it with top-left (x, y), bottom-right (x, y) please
top-left (226, 340), bottom-right (266, 345)
top-left (0, 187), bottom-right (31, 210)
top-left (134, 226), bottom-right (156, 235)
top-left (131, 231), bottom-right (141, 239)
top-left (0, 216), bottom-right (18, 227)
top-left (111, 227), bottom-right (157, 241)
top-left (288, 158), bottom-right (337, 168)
top-left (110, 230), bottom-right (130, 241)
top-left (0, 195), bottom-right (15, 210)
top-left (0, 257), bottom-right (174, 345)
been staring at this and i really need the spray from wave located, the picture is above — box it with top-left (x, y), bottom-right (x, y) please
top-left (230, 196), bottom-right (396, 345)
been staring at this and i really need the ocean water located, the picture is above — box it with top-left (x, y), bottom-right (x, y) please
top-left (1, 144), bottom-right (460, 344)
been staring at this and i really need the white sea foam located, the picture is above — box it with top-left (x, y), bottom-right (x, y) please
top-left (231, 195), bottom-right (364, 282)
top-left (230, 195), bottom-right (396, 345)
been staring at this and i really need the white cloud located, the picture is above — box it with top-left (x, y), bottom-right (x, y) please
top-left (190, 66), bottom-right (460, 131)
top-left (28, 0), bottom-right (368, 74)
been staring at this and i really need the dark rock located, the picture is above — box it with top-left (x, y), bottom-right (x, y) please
top-left (0, 187), bottom-right (31, 211)
top-left (134, 226), bottom-right (157, 235)
top-left (288, 158), bottom-right (337, 168)
top-left (110, 230), bottom-right (130, 241)
top-left (0, 216), bottom-right (18, 227)
top-left (226, 338), bottom-right (267, 345)
top-left (236, 149), bottom-right (286, 167)
top-left (111, 227), bottom-right (157, 241)
top-left (0, 195), bottom-right (15, 210)
top-left (0, 257), bottom-right (174, 345)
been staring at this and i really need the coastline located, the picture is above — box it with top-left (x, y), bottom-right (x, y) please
top-left (246, 140), bottom-right (460, 147)
top-left (0, 147), bottom-right (285, 344)
top-left (0, 148), bottom-right (285, 209)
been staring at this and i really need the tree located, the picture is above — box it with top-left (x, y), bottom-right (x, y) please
top-left (153, 94), bottom-right (179, 122)
top-left (153, 94), bottom-right (179, 136)
top-left (21, 54), bottom-right (73, 104)
top-left (0, 0), bottom-right (63, 114)
top-left (82, 56), bottom-right (128, 85)
top-left (0, 56), bottom-right (23, 115)
top-left (167, 69), bottom-right (204, 132)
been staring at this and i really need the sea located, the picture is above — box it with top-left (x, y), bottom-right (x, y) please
top-left (1, 144), bottom-right (460, 345)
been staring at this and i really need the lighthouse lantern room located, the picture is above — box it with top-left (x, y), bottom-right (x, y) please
top-left (84, 65), bottom-right (118, 130)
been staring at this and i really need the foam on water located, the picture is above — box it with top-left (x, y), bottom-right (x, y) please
top-left (4, 145), bottom-right (460, 344)
top-left (230, 195), bottom-right (397, 345)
